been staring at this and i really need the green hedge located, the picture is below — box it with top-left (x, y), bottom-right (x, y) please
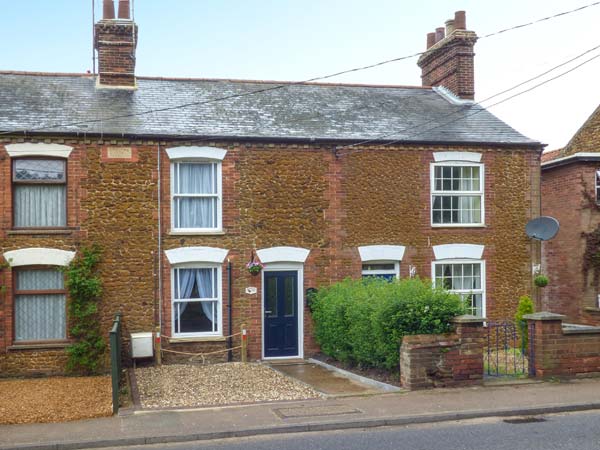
top-left (311, 277), bottom-right (465, 370)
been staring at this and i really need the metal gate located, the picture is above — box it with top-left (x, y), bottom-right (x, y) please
top-left (485, 321), bottom-right (529, 377)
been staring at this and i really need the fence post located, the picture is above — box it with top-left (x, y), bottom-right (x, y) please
top-left (109, 313), bottom-right (122, 415)
top-left (241, 323), bottom-right (247, 363)
top-left (155, 326), bottom-right (162, 366)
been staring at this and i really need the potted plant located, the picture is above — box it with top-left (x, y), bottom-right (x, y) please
top-left (534, 274), bottom-right (549, 288)
top-left (246, 261), bottom-right (264, 276)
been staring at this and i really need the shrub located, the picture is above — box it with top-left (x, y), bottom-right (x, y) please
top-left (534, 274), bottom-right (549, 287)
top-left (515, 295), bottom-right (534, 351)
top-left (311, 277), bottom-right (465, 370)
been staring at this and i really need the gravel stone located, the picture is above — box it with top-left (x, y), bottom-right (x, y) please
top-left (135, 363), bottom-right (322, 408)
top-left (0, 376), bottom-right (112, 424)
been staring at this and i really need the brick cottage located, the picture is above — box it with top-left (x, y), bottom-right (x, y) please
top-left (541, 103), bottom-right (600, 325)
top-left (0, 2), bottom-right (543, 375)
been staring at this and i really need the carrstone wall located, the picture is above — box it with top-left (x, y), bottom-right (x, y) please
top-left (0, 137), bottom-right (539, 373)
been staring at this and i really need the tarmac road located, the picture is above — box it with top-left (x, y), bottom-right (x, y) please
top-left (98, 410), bottom-right (600, 450)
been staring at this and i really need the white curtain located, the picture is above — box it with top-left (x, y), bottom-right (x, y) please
top-left (174, 163), bottom-right (217, 229)
top-left (14, 185), bottom-right (66, 227)
top-left (175, 268), bottom-right (216, 330)
top-left (15, 270), bottom-right (65, 341)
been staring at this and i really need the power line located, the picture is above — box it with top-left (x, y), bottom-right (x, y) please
top-left (336, 48), bottom-right (600, 156)
top-left (2, 1), bottom-right (599, 137)
top-left (333, 42), bottom-right (600, 154)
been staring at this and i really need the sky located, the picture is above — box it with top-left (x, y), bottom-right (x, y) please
top-left (2, 0), bottom-right (600, 151)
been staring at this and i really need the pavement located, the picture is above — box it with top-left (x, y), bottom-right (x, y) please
top-left (2, 372), bottom-right (600, 450)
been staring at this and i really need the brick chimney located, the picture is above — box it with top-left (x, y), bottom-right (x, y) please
top-left (417, 11), bottom-right (477, 100)
top-left (94, 0), bottom-right (138, 88)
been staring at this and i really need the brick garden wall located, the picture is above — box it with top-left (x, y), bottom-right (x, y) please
top-left (400, 317), bottom-right (485, 389)
top-left (0, 136), bottom-right (539, 374)
top-left (527, 312), bottom-right (600, 378)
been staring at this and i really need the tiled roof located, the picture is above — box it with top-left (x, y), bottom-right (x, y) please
top-left (0, 72), bottom-right (541, 146)
top-left (562, 103), bottom-right (600, 156)
top-left (541, 148), bottom-right (562, 163)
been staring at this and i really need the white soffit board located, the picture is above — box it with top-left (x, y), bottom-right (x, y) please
top-left (5, 143), bottom-right (73, 158)
top-left (166, 146), bottom-right (227, 161)
top-left (433, 152), bottom-right (482, 163)
top-left (4, 248), bottom-right (76, 267)
top-left (433, 244), bottom-right (485, 260)
top-left (256, 246), bottom-right (310, 264)
top-left (165, 247), bottom-right (229, 265)
top-left (358, 245), bottom-right (406, 262)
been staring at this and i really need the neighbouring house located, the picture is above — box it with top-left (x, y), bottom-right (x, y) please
top-left (541, 105), bottom-right (600, 325)
top-left (0, 2), bottom-right (543, 375)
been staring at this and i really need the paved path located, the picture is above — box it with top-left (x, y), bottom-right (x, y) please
top-left (2, 378), bottom-right (600, 450)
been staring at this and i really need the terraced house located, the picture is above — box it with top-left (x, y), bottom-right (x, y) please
top-left (0, 3), bottom-right (543, 375)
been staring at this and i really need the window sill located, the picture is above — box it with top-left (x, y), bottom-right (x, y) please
top-left (8, 341), bottom-right (71, 351)
top-left (168, 336), bottom-right (226, 343)
top-left (8, 228), bottom-right (77, 236)
top-left (431, 224), bottom-right (486, 228)
top-left (168, 230), bottom-right (225, 236)
top-left (584, 307), bottom-right (600, 313)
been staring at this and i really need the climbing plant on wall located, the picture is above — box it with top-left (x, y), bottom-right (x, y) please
top-left (580, 173), bottom-right (600, 287)
top-left (63, 245), bottom-right (106, 375)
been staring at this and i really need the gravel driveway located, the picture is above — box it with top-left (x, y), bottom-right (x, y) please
top-left (0, 376), bottom-right (112, 424)
top-left (134, 363), bottom-right (322, 408)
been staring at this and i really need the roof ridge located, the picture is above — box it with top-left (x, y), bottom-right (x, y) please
top-left (136, 75), bottom-right (431, 90)
top-left (0, 70), bottom-right (430, 90)
top-left (0, 70), bottom-right (93, 77)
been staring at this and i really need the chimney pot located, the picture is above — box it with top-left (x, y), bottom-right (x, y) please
top-left (445, 19), bottom-right (455, 35)
top-left (118, 0), bottom-right (131, 19)
top-left (435, 27), bottom-right (445, 43)
top-left (103, 0), bottom-right (115, 19)
top-left (426, 32), bottom-right (436, 49)
top-left (454, 11), bottom-right (466, 30)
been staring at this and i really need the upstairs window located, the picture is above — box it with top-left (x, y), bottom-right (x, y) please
top-left (14, 268), bottom-right (67, 342)
top-left (596, 170), bottom-right (600, 204)
top-left (171, 162), bottom-right (221, 231)
top-left (431, 163), bottom-right (484, 226)
top-left (12, 159), bottom-right (67, 228)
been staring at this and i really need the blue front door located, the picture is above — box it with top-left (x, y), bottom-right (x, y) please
top-left (264, 271), bottom-right (299, 357)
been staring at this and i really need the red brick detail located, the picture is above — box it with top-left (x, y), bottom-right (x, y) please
top-left (94, 20), bottom-right (138, 87)
top-left (528, 314), bottom-right (600, 378)
top-left (541, 162), bottom-right (600, 325)
top-left (400, 320), bottom-right (485, 390)
top-left (417, 30), bottom-right (477, 100)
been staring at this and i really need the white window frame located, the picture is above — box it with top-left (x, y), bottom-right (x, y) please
top-left (361, 260), bottom-right (400, 279)
top-left (171, 263), bottom-right (223, 338)
top-left (596, 169), bottom-right (600, 204)
top-left (431, 259), bottom-right (486, 318)
top-left (430, 161), bottom-right (485, 227)
top-left (170, 160), bottom-right (223, 233)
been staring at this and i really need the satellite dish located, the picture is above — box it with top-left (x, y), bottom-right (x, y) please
top-left (525, 216), bottom-right (560, 241)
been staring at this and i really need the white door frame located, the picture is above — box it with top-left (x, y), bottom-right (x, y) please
top-left (261, 262), bottom-right (304, 360)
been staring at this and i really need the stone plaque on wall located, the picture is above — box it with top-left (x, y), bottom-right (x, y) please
top-left (101, 146), bottom-right (138, 162)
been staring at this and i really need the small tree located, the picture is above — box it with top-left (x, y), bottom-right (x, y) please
top-left (515, 295), bottom-right (534, 352)
top-left (63, 245), bottom-right (105, 374)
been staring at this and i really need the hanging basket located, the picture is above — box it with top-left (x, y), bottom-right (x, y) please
top-left (246, 261), bottom-right (264, 276)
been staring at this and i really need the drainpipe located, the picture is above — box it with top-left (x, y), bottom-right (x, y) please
top-left (157, 143), bottom-right (163, 340)
top-left (227, 259), bottom-right (233, 362)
